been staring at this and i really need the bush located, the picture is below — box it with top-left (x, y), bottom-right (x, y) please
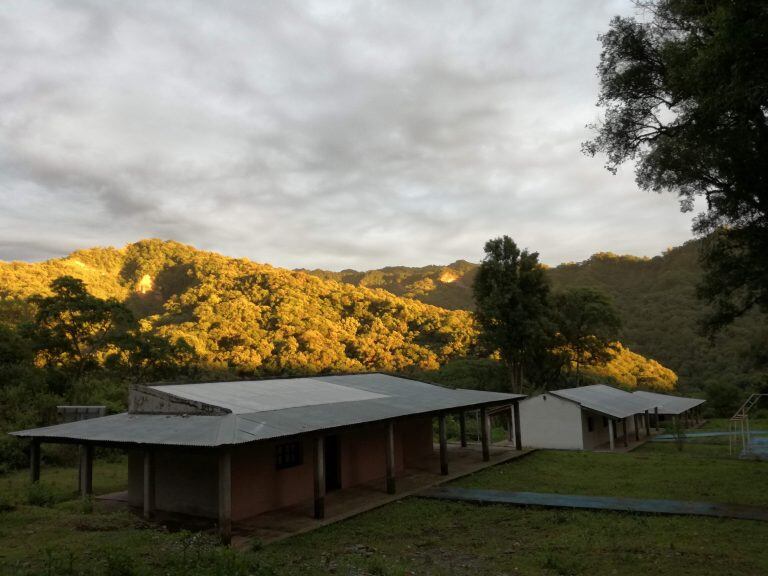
top-left (0, 435), bottom-right (28, 474)
top-left (705, 382), bottom-right (743, 417)
top-left (0, 493), bottom-right (15, 513)
top-left (25, 483), bottom-right (67, 507)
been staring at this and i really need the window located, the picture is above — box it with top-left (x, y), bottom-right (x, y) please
top-left (275, 441), bottom-right (303, 469)
top-left (587, 417), bottom-right (595, 432)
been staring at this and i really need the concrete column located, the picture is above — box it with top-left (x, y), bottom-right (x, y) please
top-left (143, 449), bottom-right (155, 519)
top-left (459, 412), bottom-right (467, 448)
top-left (79, 444), bottom-right (93, 497)
top-left (218, 448), bottom-right (232, 544)
top-left (385, 421), bottom-right (396, 494)
top-left (644, 410), bottom-right (651, 436)
top-left (30, 439), bottom-right (40, 483)
top-left (621, 419), bottom-right (628, 447)
top-left (608, 419), bottom-right (615, 451)
top-left (439, 414), bottom-right (448, 475)
top-left (313, 436), bottom-right (325, 519)
top-left (654, 407), bottom-right (660, 432)
top-left (634, 415), bottom-right (640, 441)
top-left (513, 402), bottom-right (522, 451)
top-left (480, 407), bottom-right (491, 462)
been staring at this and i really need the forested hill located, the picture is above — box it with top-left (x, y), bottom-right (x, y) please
top-left (0, 239), bottom-right (675, 392)
top-left (0, 240), bottom-right (475, 374)
top-left (305, 241), bottom-right (763, 390)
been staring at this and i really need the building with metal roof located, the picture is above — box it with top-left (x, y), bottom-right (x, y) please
top-left (632, 390), bottom-right (705, 419)
top-left (10, 373), bottom-right (524, 542)
top-left (518, 384), bottom-right (661, 451)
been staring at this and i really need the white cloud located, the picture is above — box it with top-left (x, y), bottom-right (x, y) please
top-left (0, 0), bottom-right (696, 269)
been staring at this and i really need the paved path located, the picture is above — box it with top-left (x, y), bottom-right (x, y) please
top-left (418, 487), bottom-right (768, 522)
top-left (652, 430), bottom-right (768, 440)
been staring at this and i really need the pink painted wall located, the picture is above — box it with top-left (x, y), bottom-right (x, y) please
top-left (128, 416), bottom-right (435, 521)
top-left (231, 415), bottom-right (434, 520)
top-left (230, 437), bottom-right (315, 521)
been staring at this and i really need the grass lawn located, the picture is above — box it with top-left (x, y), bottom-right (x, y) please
top-left (2, 433), bottom-right (767, 576)
top-left (453, 441), bottom-right (768, 506)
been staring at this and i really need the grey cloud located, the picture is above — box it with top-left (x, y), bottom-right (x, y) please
top-left (0, 0), bottom-right (695, 271)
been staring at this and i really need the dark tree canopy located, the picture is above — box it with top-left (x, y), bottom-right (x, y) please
top-left (585, 0), bottom-right (768, 332)
top-left (472, 236), bottom-right (551, 393)
top-left (553, 288), bottom-right (622, 383)
top-left (26, 276), bottom-right (134, 380)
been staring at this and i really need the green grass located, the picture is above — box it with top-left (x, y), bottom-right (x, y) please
top-left (0, 459), bottom-right (128, 508)
top-left (700, 418), bottom-right (768, 431)
top-left (257, 499), bottom-right (768, 576)
top-left (454, 442), bottom-right (768, 506)
top-left (2, 433), bottom-right (767, 576)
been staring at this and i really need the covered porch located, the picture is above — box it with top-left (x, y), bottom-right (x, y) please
top-left (96, 441), bottom-right (531, 547)
top-left (20, 401), bottom-right (526, 545)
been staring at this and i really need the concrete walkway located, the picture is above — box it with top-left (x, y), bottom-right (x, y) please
top-left (418, 487), bottom-right (768, 522)
top-left (652, 430), bottom-right (768, 440)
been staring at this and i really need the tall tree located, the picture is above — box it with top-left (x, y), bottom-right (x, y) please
top-left (473, 236), bottom-right (551, 393)
top-left (553, 288), bottom-right (622, 384)
top-left (26, 276), bottom-right (134, 381)
top-left (584, 0), bottom-right (768, 333)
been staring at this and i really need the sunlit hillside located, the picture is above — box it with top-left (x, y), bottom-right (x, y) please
top-left (306, 240), bottom-right (763, 391)
top-left (0, 240), bottom-right (475, 375)
top-left (0, 239), bottom-right (677, 391)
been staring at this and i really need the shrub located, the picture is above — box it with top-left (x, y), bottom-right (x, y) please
top-left (26, 483), bottom-right (60, 507)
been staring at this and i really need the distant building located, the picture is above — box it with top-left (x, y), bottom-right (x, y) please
top-left (519, 384), bottom-right (664, 451)
top-left (632, 390), bottom-right (705, 425)
top-left (11, 374), bottom-right (523, 542)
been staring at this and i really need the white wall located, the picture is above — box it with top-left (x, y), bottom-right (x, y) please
top-left (518, 394), bottom-right (584, 450)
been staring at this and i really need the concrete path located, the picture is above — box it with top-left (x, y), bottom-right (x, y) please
top-left (652, 430), bottom-right (768, 440)
top-left (418, 487), bottom-right (768, 522)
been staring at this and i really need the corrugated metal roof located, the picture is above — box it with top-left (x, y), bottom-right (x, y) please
top-left (149, 378), bottom-right (388, 414)
top-left (633, 390), bottom-right (705, 415)
top-left (10, 373), bottom-right (523, 447)
top-left (550, 384), bottom-right (660, 419)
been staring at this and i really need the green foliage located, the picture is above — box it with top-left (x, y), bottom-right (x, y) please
top-left (25, 276), bottom-right (134, 381)
top-left (311, 243), bottom-right (745, 391)
top-left (705, 382), bottom-right (742, 417)
top-left (585, 1), bottom-right (768, 332)
top-left (552, 288), bottom-right (621, 383)
top-left (581, 343), bottom-right (677, 392)
top-left (25, 483), bottom-right (63, 507)
top-left (473, 236), bottom-right (551, 392)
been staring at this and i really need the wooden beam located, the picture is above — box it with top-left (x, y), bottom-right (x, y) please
top-left (218, 448), bottom-right (232, 544)
top-left (480, 407), bottom-right (490, 462)
top-left (634, 415), bottom-right (640, 441)
top-left (30, 439), bottom-right (40, 484)
top-left (313, 436), bottom-right (325, 519)
top-left (622, 419), bottom-right (628, 447)
top-left (608, 419), bottom-right (615, 451)
top-left (143, 448), bottom-right (155, 519)
top-left (513, 402), bottom-right (522, 451)
top-left (79, 444), bottom-right (93, 497)
top-left (459, 412), bottom-right (467, 448)
top-left (438, 414), bottom-right (448, 475)
top-left (644, 410), bottom-right (650, 436)
top-left (385, 421), bottom-right (396, 494)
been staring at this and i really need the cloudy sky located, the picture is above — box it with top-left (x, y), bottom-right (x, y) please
top-left (0, 0), bottom-right (697, 270)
